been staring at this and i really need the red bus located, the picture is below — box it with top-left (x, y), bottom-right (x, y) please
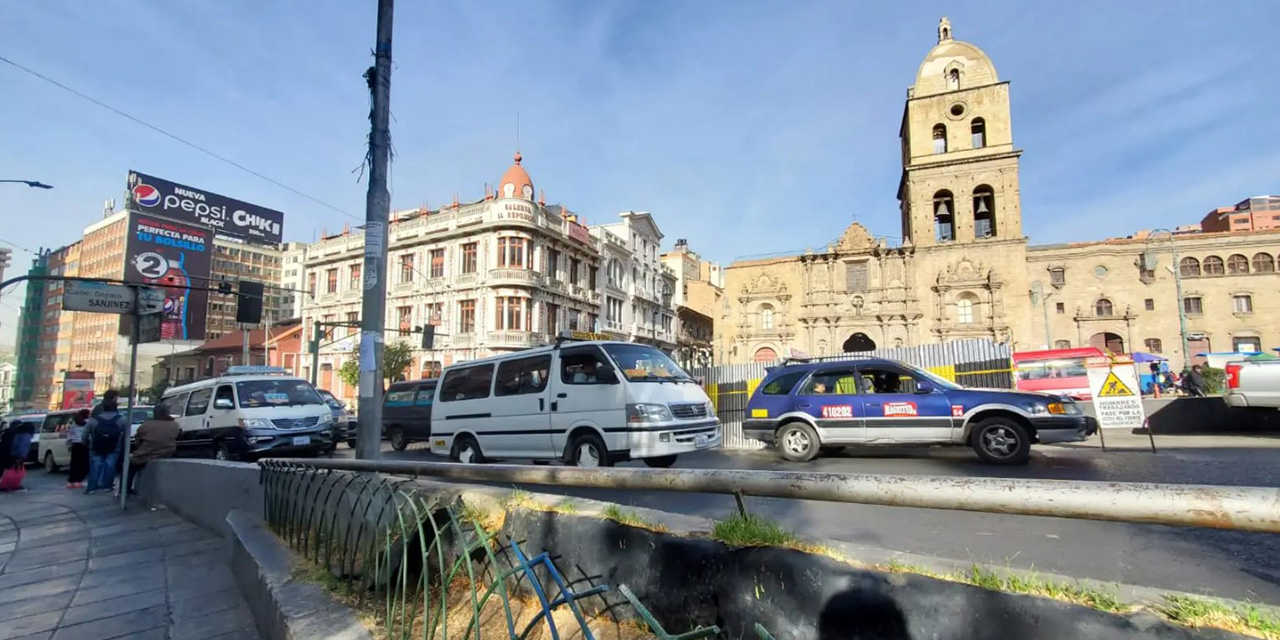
top-left (1011, 347), bottom-right (1106, 399)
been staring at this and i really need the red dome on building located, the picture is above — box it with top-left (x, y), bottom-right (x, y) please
top-left (498, 151), bottom-right (534, 200)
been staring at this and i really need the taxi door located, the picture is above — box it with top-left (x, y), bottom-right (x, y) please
top-left (793, 367), bottom-right (866, 444)
top-left (855, 363), bottom-right (954, 443)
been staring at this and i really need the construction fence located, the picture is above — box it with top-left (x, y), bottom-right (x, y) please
top-left (689, 339), bottom-right (1015, 449)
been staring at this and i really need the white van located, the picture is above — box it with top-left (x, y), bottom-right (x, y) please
top-left (430, 337), bottom-right (720, 467)
top-left (160, 366), bottom-right (333, 461)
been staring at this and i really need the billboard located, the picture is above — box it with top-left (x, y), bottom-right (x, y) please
top-left (61, 371), bottom-right (95, 410)
top-left (127, 170), bottom-right (284, 245)
top-left (123, 213), bottom-right (213, 341)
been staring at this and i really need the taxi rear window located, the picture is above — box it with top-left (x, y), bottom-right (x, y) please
top-left (761, 371), bottom-right (807, 395)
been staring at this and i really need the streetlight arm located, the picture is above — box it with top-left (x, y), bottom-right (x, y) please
top-left (0, 179), bottom-right (53, 189)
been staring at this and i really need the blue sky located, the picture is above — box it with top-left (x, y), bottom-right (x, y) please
top-left (2, 1), bottom-right (1277, 344)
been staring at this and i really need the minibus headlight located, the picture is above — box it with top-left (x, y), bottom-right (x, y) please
top-left (317, 413), bottom-right (334, 425)
top-left (239, 418), bottom-right (274, 429)
top-left (627, 403), bottom-right (673, 423)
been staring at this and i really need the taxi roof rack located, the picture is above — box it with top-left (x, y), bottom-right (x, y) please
top-left (779, 354), bottom-right (875, 366)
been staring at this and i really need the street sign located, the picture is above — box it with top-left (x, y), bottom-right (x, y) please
top-left (63, 281), bottom-right (135, 314)
top-left (63, 281), bottom-right (164, 315)
top-left (1086, 356), bottom-right (1146, 430)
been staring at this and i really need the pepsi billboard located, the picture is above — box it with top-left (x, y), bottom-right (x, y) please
top-left (127, 171), bottom-right (284, 245)
top-left (121, 213), bottom-right (213, 341)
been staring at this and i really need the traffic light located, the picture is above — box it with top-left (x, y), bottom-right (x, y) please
top-left (421, 324), bottom-right (435, 349)
top-left (236, 281), bottom-right (264, 324)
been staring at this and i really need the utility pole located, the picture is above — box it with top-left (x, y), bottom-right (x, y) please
top-left (1153, 229), bottom-right (1192, 370)
top-left (357, 0), bottom-right (394, 461)
top-left (119, 287), bottom-right (141, 510)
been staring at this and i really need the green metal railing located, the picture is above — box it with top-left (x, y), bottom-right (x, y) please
top-left (259, 460), bottom-right (728, 640)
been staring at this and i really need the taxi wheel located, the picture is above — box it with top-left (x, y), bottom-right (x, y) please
top-left (971, 418), bottom-right (1031, 465)
top-left (777, 422), bottom-right (820, 462)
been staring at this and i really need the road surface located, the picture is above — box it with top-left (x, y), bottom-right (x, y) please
top-left (335, 433), bottom-right (1280, 604)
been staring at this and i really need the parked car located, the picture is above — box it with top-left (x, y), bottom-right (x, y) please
top-left (1224, 359), bottom-right (1280, 408)
top-left (430, 335), bottom-right (720, 467)
top-left (41, 406), bottom-right (155, 471)
top-left (317, 389), bottom-right (356, 450)
top-left (742, 357), bottom-right (1095, 465)
top-left (160, 366), bottom-right (333, 461)
top-left (382, 379), bottom-right (437, 451)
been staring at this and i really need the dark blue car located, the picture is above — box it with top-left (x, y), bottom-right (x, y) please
top-left (742, 357), bottom-right (1096, 464)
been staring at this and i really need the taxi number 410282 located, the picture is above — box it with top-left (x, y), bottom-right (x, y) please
top-left (821, 405), bottom-right (853, 419)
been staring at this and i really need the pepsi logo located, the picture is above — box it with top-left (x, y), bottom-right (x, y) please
top-left (132, 183), bottom-right (161, 207)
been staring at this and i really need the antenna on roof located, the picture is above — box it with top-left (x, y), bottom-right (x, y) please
top-left (516, 111), bottom-right (521, 153)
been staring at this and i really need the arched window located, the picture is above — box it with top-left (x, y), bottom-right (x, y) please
top-left (1144, 338), bottom-right (1163, 354)
top-left (760, 305), bottom-right (775, 330)
top-left (932, 124), bottom-right (947, 154)
top-left (946, 69), bottom-right (959, 91)
top-left (1227, 254), bottom-right (1249, 274)
top-left (1252, 252), bottom-right (1275, 273)
top-left (1179, 257), bottom-right (1201, 277)
top-left (1203, 256), bottom-right (1225, 275)
top-left (1095, 299), bottom-right (1114, 317)
top-left (956, 296), bottom-right (975, 324)
top-left (933, 190), bottom-right (955, 242)
top-left (971, 118), bottom-right (986, 149)
top-left (973, 185), bottom-right (996, 238)
top-left (754, 347), bottom-right (778, 363)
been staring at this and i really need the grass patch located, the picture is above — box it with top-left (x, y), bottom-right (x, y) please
top-left (599, 503), bottom-right (669, 533)
top-left (1156, 595), bottom-right (1280, 639)
top-left (962, 565), bottom-right (1126, 613)
top-left (711, 513), bottom-right (795, 547)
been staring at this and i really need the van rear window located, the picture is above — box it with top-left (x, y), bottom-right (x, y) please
top-left (440, 364), bottom-right (495, 402)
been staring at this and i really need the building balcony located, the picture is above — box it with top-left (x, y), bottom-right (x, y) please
top-left (451, 333), bottom-right (476, 348)
top-left (487, 330), bottom-right (541, 349)
top-left (488, 268), bottom-right (542, 287)
top-left (454, 272), bottom-right (479, 287)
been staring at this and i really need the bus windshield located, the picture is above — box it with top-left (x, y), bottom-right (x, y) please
top-left (1015, 358), bottom-right (1089, 381)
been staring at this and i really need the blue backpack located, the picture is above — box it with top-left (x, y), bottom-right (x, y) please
top-left (91, 413), bottom-right (124, 455)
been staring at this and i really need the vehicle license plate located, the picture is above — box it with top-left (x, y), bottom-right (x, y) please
top-left (695, 434), bottom-right (710, 448)
top-left (292, 436), bottom-right (310, 446)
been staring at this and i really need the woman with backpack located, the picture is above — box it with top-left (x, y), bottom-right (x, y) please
top-left (84, 397), bottom-right (126, 495)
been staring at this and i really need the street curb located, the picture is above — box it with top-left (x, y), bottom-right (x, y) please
top-left (227, 509), bottom-right (372, 640)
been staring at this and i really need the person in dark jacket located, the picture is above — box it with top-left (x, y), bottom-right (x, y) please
top-left (125, 404), bottom-right (180, 495)
top-left (1184, 365), bottom-right (1208, 397)
top-left (1, 420), bottom-right (35, 491)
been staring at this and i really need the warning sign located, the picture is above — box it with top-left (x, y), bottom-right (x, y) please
top-left (1096, 371), bottom-right (1136, 397)
top-left (1086, 358), bottom-right (1146, 431)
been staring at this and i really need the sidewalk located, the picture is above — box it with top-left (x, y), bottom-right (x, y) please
top-left (0, 469), bottom-right (260, 640)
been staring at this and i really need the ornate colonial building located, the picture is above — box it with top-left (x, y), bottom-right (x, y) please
top-left (721, 18), bottom-right (1280, 365)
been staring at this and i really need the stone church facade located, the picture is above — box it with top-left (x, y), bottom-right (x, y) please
top-left (720, 19), bottom-right (1280, 365)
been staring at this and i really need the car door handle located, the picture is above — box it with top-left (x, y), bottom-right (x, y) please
top-left (865, 402), bottom-right (882, 407)
top-left (556, 392), bottom-right (568, 398)
top-left (550, 401), bottom-right (559, 412)
top-left (539, 399), bottom-right (545, 411)
top-left (797, 403), bottom-right (811, 409)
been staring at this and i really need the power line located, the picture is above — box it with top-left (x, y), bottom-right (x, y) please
top-left (0, 54), bottom-right (361, 221)
top-left (0, 237), bottom-right (37, 255)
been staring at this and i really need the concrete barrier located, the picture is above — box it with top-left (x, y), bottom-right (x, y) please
top-left (135, 458), bottom-right (263, 536)
top-left (1079, 397), bottom-right (1280, 435)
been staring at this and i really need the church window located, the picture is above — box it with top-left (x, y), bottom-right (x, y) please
top-left (1054, 340), bottom-right (1072, 349)
top-left (947, 68), bottom-right (959, 91)
top-left (1144, 338), bottom-right (1163, 354)
top-left (760, 305), bottom-right (775, 331)
top-left (932, 124), bottom-right (947, 154)
top-left (1252, 253), bottom-right (1275, 273)
top-left (973, 185), bottom-right (995, 238)
top-left (933, 191), bottom-right (955, 242)
top-left (1227, 254), bottom-right (1249, 274)
top-left (1095, 299), bottom-right (1114, 317)
top-left (956, 295), bottom-right (976, 324)
top-left (1049, 268), bottom-right (1065, 286)
top-left (971, 118), bottom-right (986, 148)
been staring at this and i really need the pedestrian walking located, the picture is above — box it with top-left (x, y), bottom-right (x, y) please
top-left (84, 397), bottom-right (126, 495)
top-left (65, 409), bottom-right (91, 489)
top-left (0, 419), bottom-right (35, 492)
top-left (125, 404), bottom-right (180, 495)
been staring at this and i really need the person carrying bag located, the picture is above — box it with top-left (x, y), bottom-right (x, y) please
top-left (84, 399), bottom-right (126, 495)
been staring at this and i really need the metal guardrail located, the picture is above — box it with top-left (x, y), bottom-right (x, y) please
top-left (267, 458), bottom-right (1280, 533)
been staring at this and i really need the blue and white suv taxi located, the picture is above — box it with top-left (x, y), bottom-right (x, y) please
top-left (743, 357), bottom-right (1096, 465)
